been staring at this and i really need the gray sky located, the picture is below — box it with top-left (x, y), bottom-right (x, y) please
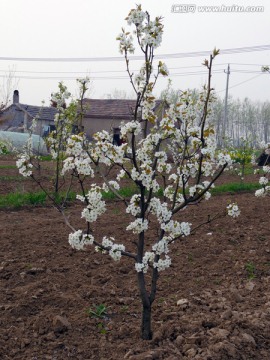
top-left (1, 0), bottom-right (269, 105)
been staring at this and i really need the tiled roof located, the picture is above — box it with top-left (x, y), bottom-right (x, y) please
top-left (83, 99), bottom-right (163, 120)
top-left (18, 104), bottom-right (57, 121)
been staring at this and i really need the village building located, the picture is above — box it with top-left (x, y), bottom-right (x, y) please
top-left (0, 91), bottom-right (165, 140)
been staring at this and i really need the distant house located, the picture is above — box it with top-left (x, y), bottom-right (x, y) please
top-left (81, 98), bottom-right (165, 139)
top-left (0, 92), bottom-right (165, 140)
top-left (0, 90), bottom-right (57, 136)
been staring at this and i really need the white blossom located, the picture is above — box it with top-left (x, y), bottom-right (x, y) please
top-left (217, 153), bottom-right (233, 167)
top-left (255, 187), bottom-right (270, 197)
top-left (121, 121), bottom-right (142, 137)
top-left (16, 155), bottom-right (33, 177)
top-left (102, 236), bottom-right (125, 261)
top-left (153, 255), bottom-right (171, 272)
top-left (126, 194), bottom-right (141, 216)
top-left (161, 221), bottom-right (191, 238)
top-left (262, 166), bottom-right (270, 174)
top-left (81, 186), bottom-right (106, 223)
top-left (126, 218), bottom-right (149, 234)
top-left (152, 238), bottom-right (169, 255)
top-left (259, 176), bottom-right (268, 185)
top-left (255, 188), bottom-right (266, 197)
top-left (227, 203), bottom-right (240, 218)
top-left (69, 230), bottom-right (94, 250)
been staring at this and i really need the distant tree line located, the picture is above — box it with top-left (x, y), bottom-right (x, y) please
top-left (159, 85), bottom-right (270, 148)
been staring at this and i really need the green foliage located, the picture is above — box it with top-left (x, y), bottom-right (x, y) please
top-left (0, 181), bottom-right (262, 209)
top-left (0, 140), bottom-right (10, 154)
top-left (86, 304), bottom-right (107, 319)
top-left (86, 304), bottom-right (109, 334)
top-left (38, 154), bottom-right (53, 162)
top-left (245, 262), bottom-right (256, 280)
top-left (211, 182), bottom-right (261, 194)
top-left (0, 175), bottom-right (28, 181)
top-left (102, 186), bottom-right (138, 200)
top-left (0, 191), bottom-right (47, 208)
top-left (0, 190), bottom-right (76, 208)
top-left (96, 322), bottom-right (107, 334)
top-left (0, 165), bottom-right (17, 169)
top-left (226, 137), bottom-right (256, 183)
top-left (230, 150), bottom-right (253, 165)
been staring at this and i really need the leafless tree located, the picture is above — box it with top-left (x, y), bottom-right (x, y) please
top-left (0, 66), bottom-right (19, 112)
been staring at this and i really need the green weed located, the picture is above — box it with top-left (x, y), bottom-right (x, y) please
top-left (245, 262), bottom-right (256, 280)
top-left (86, 304), bottom-right (107, 319)
top-left (212, 182), bottom-right (261, 195)
top-left (0, 165), bottom-right (17, 169)
top-left (0, 191), bottom-right (47, 208)
top-left (0, 175), bottom-right (28, 181)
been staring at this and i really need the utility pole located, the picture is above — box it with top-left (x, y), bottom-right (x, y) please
top-left (223, 64), bottom-right (230, 146)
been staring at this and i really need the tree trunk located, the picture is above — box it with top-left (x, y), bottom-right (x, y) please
top-left (141, 304), bottom-right (152, 340)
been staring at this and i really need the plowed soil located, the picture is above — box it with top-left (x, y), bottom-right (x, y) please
top-left (1, 156), bottom-right (270, 359)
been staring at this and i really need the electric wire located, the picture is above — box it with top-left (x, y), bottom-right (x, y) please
top-left (0, 44), bottom-right (270, 62)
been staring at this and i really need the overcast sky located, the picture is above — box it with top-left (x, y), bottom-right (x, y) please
top-left (1, 0), bottom-right (269, 106)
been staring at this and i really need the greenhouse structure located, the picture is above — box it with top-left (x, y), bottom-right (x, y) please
top-left (0, 131), bottom-right (48, 155)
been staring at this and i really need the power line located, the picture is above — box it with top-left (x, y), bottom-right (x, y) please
top-left (4, 62), bottom-right (265, 74)
top-left (217, 73), bottom-right (264, 93)
top-left (0, 63), bottom-right (230, 75)
top-left (0, 69), bottom-right (230, 81)
top-left (1, 44), bottom-right (270, 62)
top-left (228, 74), bottom-right (264, 90)
top-left (0, 68), bottom-right (266, 80)
top-left (0, 67), bottom-right (266, 80)
top-left (230, 62), bottom-right (269, 66)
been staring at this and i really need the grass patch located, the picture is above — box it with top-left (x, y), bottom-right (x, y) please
top-left (0, 165), bottom-right (17, 169)
top-left (212, 182), bottom-right (261, 195)
top-left (39, 155), bottom-right (53, 161)
top-left (0, 190), bottom-right (77, 208)
top-left (101, 186), bottom-right (163, 200)
top-left (0, 181), bottom-right (262, 209)
top-left (0, 191), bottom-right (47, 208)
top-left (102, 186), bottom-right (138, 200)
top-left (0, 176), bottom-right (28, 181)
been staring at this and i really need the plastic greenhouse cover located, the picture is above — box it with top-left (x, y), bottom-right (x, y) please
top-left (0, 131), bottom-right (48, 155)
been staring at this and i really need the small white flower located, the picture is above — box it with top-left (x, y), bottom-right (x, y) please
top-left (259, 176), bottom-right (268, 186)
top-left (255, 188), bottom-right (266, 197)
top-left (227, 203), bottom-right (240, 218)
top-left (69, 230), bottom-right (94, 250)
top-left (126, 218), bottom-right (148, 234)
top-left (153, 255), bottom-right (171, 272)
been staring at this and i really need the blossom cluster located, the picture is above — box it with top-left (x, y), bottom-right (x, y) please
top-left (16, 154), bottom-right (33, 177)
top-left (101, 236), bottom-right (125, 261)
top-left (141, 85), bottom-right (157, 123)
top-left (126, 218), bottom-right (149, 234)
top-left (161, 221), bottom-right (191, 239)
top-left (125, 5), bottom-right (163, 49)
top-left (51, 82), bottom-right (71, 108)
top-left (62, 134), bottom-right (94, 177)
top-left (69, 230), bottom-right (94, 250)
top-left (117, 30), bottom-right (135, 54)
top-left (158, 61), bottom-right (169, 77)
top-left (255, 172), bottom-right (270, 197)
top-left (134, 239), bottom-right (172, 273)
top-left (92, 130), bottom-right (126, 165)
top-left (227, 203), bottom-right (241, 218)
top-left (78, 185), bottom-right (106, 223)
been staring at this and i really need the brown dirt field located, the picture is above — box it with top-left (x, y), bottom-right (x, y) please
top-left (1, 156), bottom-right (270, 359)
